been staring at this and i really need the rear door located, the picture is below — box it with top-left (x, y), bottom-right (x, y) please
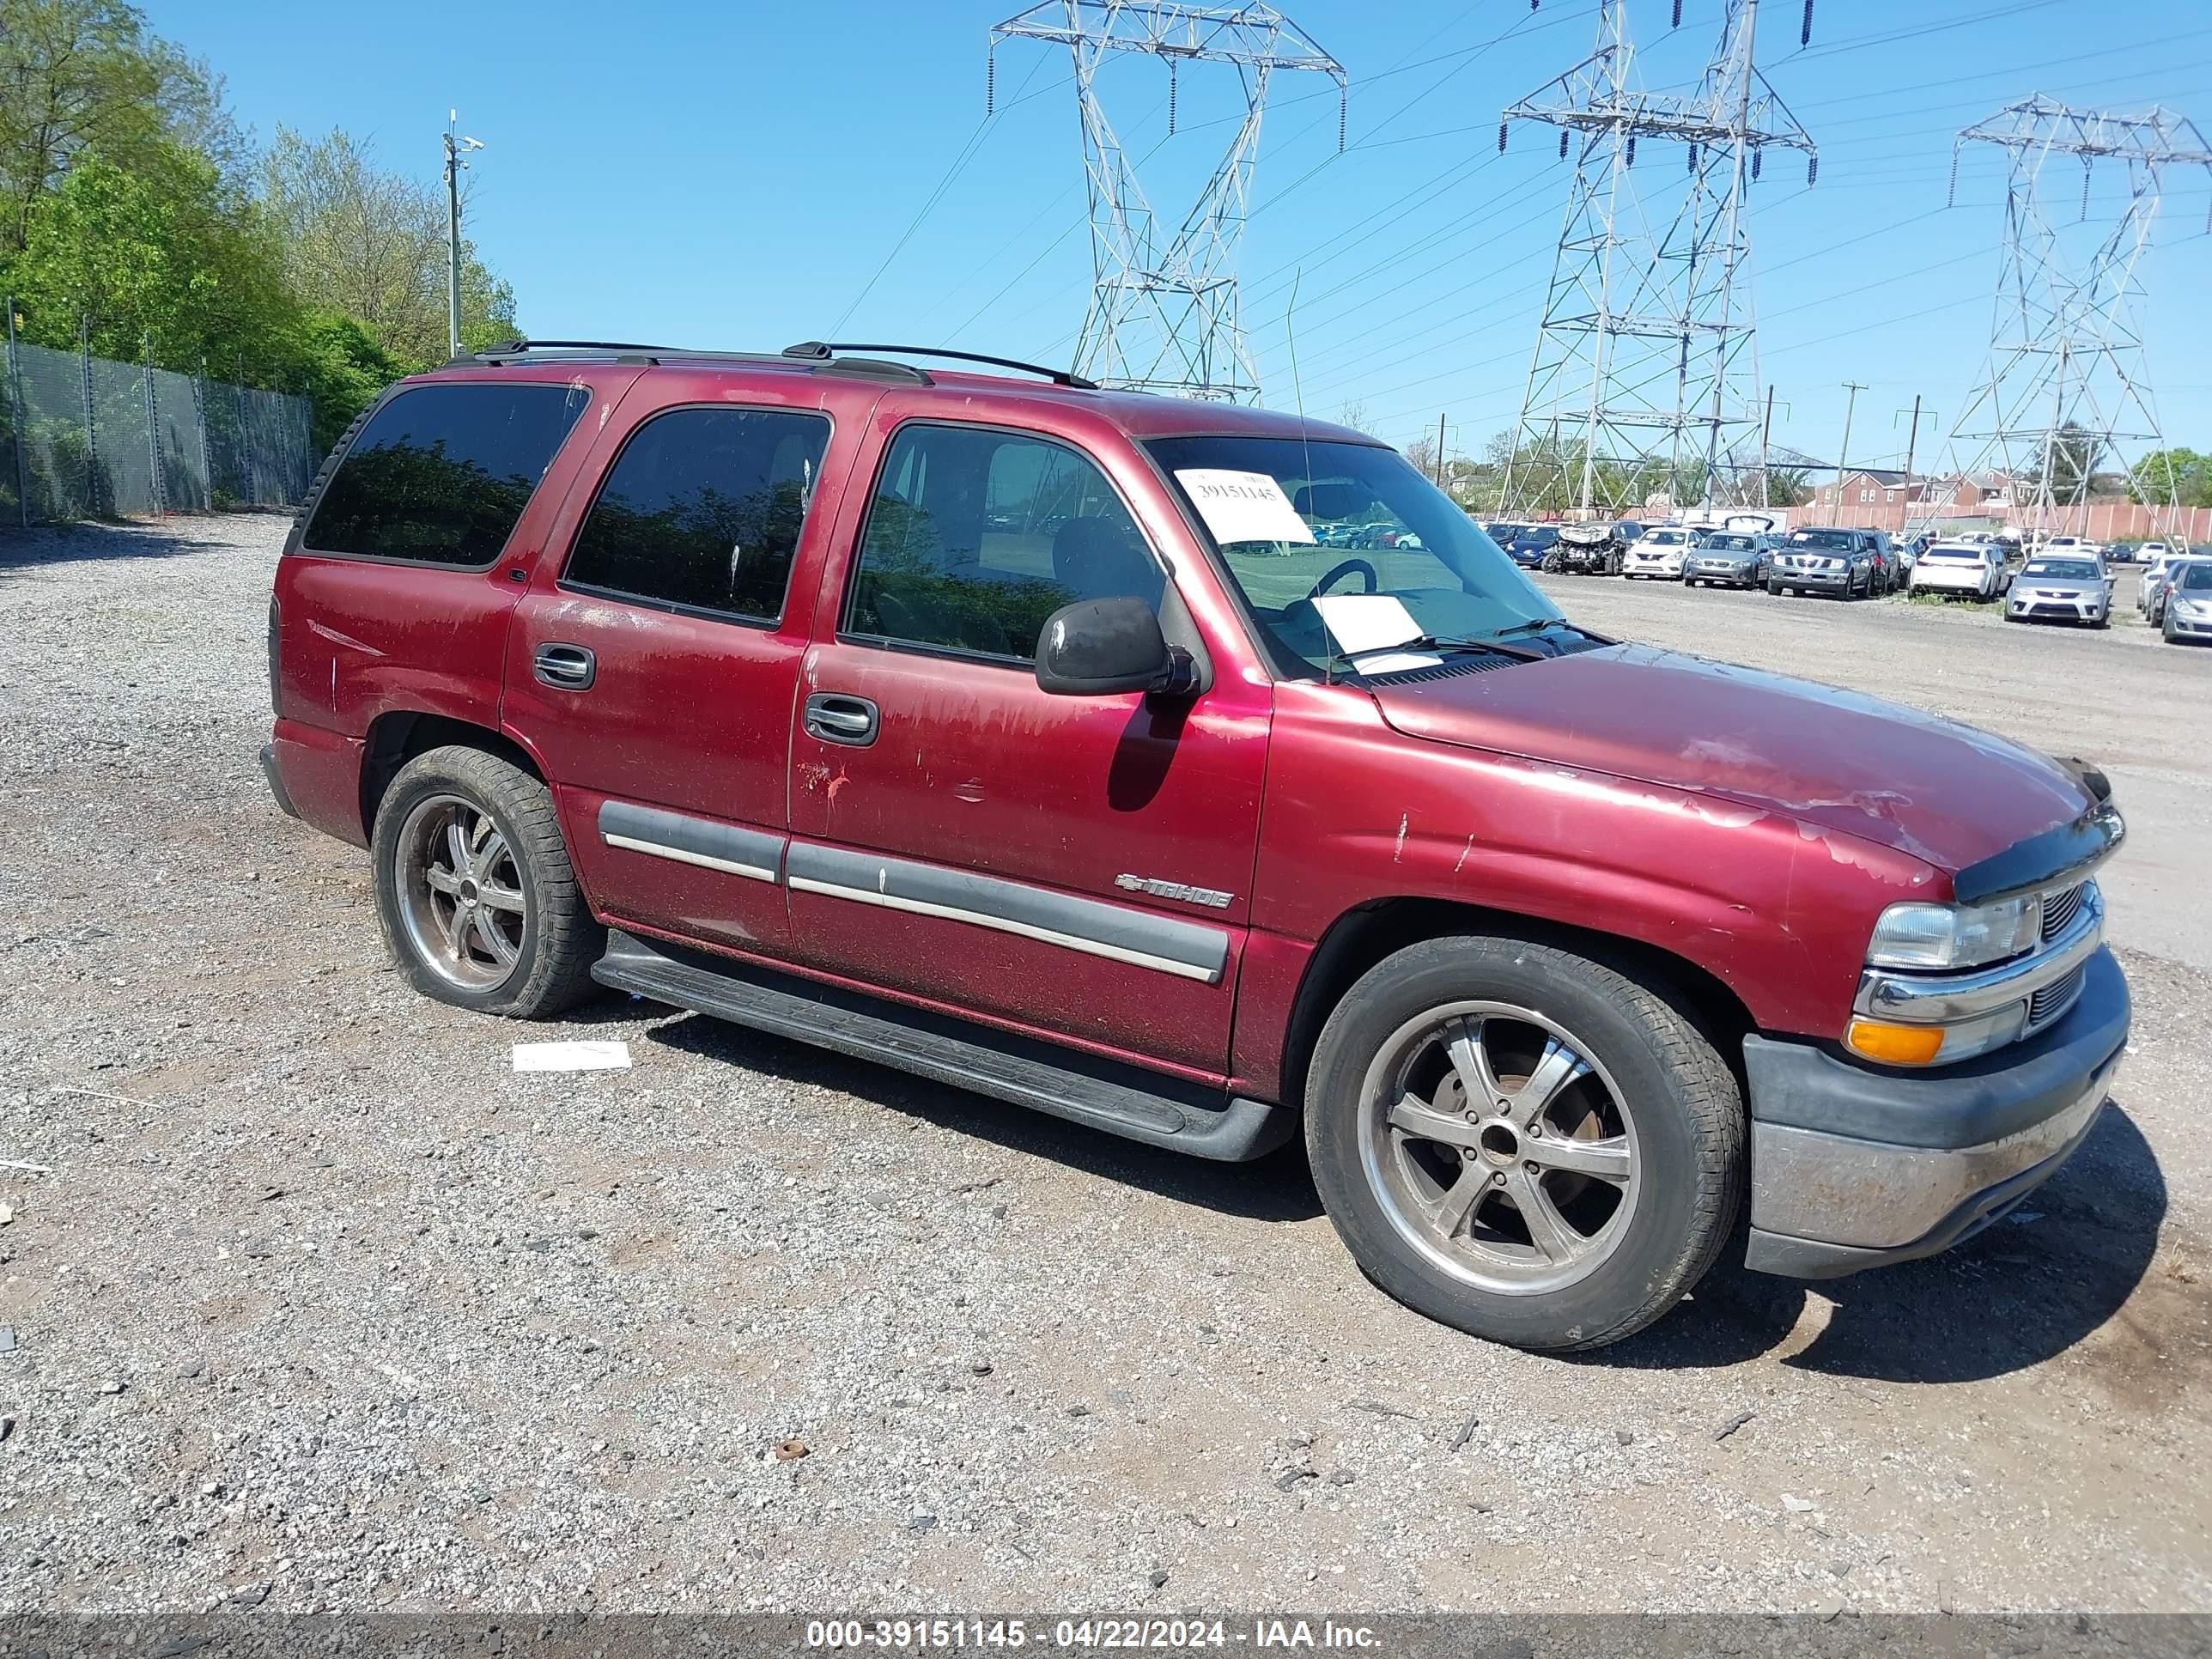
top-left (272, 375), bottom-right (605, 842)
top-left (781, 403), bottom-right (1271, 1079)
top-left (502, 370), bottom-right (878, 957)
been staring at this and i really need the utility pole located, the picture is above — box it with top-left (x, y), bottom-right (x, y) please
top-left (1895, 396), bottom-right (1935, 532)
top-left (1498, 0), bottom-right (1815, 519)
top-left (442, 112), bottom-right (484, 362)
top-left (1834, 380), bottom-right (1866, 526)
top-left (991, 4), bottom-right (1346, 401)
top-left (1435, 412), bottom-right (1448, 489)
top-left (1941, 96), bottom-right (2211, 546)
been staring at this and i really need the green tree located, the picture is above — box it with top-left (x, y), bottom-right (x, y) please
top-left (2026, 422), bottom-right (2104, 502)
top-left (262, 125), bottom-right (516, 366)
top-left (0, 0), bottom-right (240, 256)
top-left (1762, 465), bottom-right (1814, 507)
top-left (2129, 447), bottom-right (2211, 507)
top-left (6, 142), bottom-right (295, 370)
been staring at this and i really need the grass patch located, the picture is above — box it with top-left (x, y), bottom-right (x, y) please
top-left (1903, 589), bottom-right (2000, 609)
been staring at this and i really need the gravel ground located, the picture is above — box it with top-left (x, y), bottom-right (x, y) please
top-left (0, 517), bottom-right (2206, 1616)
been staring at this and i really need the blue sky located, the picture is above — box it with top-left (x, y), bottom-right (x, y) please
top-left (154, 0), bottom-right (2211, 471)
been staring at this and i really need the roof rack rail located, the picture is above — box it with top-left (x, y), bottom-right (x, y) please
top-left (464, 338), bottom-right (933, 384)
top-left (781, 341), bottom-right (1098, 390)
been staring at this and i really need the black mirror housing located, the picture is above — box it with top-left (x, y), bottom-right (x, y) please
top-left (1034, 597), bottom-right (1194, 697)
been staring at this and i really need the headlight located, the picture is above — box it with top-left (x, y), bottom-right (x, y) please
top-left (1866, 895), bottom-right (2039, 970)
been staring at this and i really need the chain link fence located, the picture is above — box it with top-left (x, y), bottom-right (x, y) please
top-left (2, 325), bottom-right (317, 525)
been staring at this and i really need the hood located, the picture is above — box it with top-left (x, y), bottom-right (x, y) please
top-left (1369, 643), bottom-right (2094, 875)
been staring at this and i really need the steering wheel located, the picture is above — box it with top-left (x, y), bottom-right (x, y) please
top-left (1308, 557), bottom-right (1378, 600)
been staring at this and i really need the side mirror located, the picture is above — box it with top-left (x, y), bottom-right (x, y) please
top-left (1035, 596), bottom-right (1198, 698)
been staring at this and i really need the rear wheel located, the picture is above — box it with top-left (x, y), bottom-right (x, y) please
top-left (1304, 936), bottom-right (1743, 1352)
top-left (370, 745), bottom-right (604, 1019)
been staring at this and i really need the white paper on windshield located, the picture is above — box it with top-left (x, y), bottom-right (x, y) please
top-left (1310, 593), bottom-right (1443, 673)
top-left (1175, 469), bottom-right (1316, 546)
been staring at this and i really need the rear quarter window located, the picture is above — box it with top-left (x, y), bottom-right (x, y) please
top-left (304, 381), bottom-right (592, 567)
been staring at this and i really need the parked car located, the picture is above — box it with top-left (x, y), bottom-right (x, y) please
top-left (263, 337), bottom-right (2131, 1353)
top-left (2160, 557), bottom-right (2212, 644)
top-left (1506, 524), bottom-right (1561, 568)
top-left (1909, 541), bottom-right (2010, 601)
top-left (1624, 525), bottom-right (1699, 580)
top-left (2041, 535), bottom-right (2106, 562)
top-left (2134, 541), bottom-right (2185, 596)
top-left (2139, 552), bottom-right (2182, 618)
top-left (1891, 530), bottom-right (1934, 570)
top-left (2144, 555), bottom-right (2210, 627)
top-left (2005, 556), bottom-right (2112, 628)
top-left (1482, 520), bottom-right (1526, 549)
top-left (1682, 530), bottom-right (1775, 588)
top-left (1771, 527), bottom-right (1885, 599)
top-left (1546, 519), bottom-right (1629, 575)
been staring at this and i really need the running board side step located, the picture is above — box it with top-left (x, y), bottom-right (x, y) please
top-left (592, 930), bottom-right (1293, 1163)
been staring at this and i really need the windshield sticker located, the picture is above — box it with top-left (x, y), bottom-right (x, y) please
top-left (1310, 594), bottom-right (1442, 673)
top-left (1175, 469), bottom-right (1316, 546)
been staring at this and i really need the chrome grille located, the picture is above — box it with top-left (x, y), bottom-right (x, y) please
top-left (2040, 883), bottom-right (2083, 941)
top-left (2028, 963), bottom-right (2087, 1029)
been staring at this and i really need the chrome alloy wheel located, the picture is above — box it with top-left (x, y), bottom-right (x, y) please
top-left (393, 793), bottom-right (527, 990)
top-left (1357, 1002), bottom-right (1640, 1296)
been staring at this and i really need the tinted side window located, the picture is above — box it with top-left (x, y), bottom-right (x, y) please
top-left (845, 424), bottom-right (1161, 661)
top-left (564, 408), bottom-right (831, 620)
top-left (305, 382), bottom-right (590, 565)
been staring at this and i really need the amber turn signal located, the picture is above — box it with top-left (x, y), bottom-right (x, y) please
top-left (1844, 1019), bottom-right (1946, 1066)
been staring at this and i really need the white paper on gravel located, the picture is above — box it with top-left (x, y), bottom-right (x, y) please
top-left (1173, 469), bottom-right (1316, 546)
top-left (512, 1040), bottom-right (632, 1073)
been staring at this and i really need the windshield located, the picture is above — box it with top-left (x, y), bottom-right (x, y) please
top-left (1644, 529), bottom-right (1691, 545)
top-left (1147, 434), bottom-right (1559, 678)
top-left (1702, 535), bottom-right (1755, 551)
top-left (1788, 529), bottom-right (1856, 550)
top-left (1923, 547), bottom-right (1983, 562)
top-left (2178, 562), bottom-right (2212, 592)
top-left (1516, 526), bottom-right (1559, 545)
top-left (2023, 560), bottom-right (2100, 581)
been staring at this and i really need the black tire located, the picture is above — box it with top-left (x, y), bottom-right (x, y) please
top-left (1304, 935), bottom-right (1744, 1352)
top-left (369, 744), bottom-right (604, 1019)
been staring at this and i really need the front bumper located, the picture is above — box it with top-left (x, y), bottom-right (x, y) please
top-left (2008, 590), bottom-right (2107, 623)
top-left (1739, 945), bottom-right (2129, 1279)
top-left (2166, 604), bottom-right (2212, 637)
top-left (1778, 564), bottom-right (1851, 589)
top-left (1689, 560), bottom-right (1758, 583)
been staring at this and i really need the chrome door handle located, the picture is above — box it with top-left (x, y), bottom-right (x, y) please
top-left (533, 643), bottom-right (596, 690)
top-left (804, 692), bottom-right (878, 746)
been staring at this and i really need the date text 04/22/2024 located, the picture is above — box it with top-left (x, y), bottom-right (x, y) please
top-left (804, 1620), bottom-right (1383, 1650)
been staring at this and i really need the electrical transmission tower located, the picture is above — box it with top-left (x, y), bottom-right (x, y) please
top-left (989, 2), bottom-right (1345, 401)
top-left (1497, 0), bottom-right (1814, 519)
top-left (1940, 96), bottom-right (2212, 543)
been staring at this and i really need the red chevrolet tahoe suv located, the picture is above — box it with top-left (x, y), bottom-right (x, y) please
top-left (262, 339), bottom-right (2130, 1351)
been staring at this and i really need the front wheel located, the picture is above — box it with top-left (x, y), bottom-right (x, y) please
top-left (370, 745), bottom-right (605, 1018)
top-left (1304, 936), bottom-right (1744, 1352)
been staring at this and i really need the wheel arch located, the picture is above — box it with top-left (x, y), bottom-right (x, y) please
top-left (361, 710), bottom-right (548, 836)
top-left (1279, 897), bottom-right (1755, 1117)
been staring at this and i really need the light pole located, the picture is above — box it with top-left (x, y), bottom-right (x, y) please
top-left (443, 112), bottom-right (484, 361)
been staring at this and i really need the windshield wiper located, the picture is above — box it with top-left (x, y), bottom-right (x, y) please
top-left (1490, 616), bottom-right (1573, 641)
